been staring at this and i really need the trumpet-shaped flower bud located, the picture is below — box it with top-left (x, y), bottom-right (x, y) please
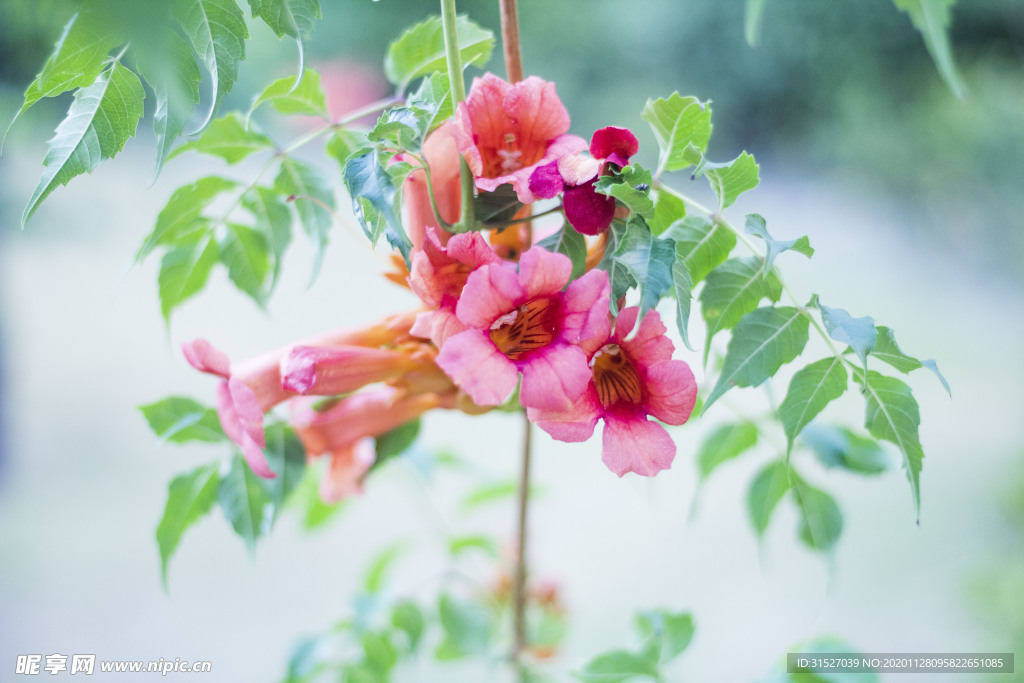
top-left (402, 121), bottom-right (463, 249)
top-left (528, 307), bottom-right (696, 477)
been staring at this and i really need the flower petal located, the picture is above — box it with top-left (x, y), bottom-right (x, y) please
top-left (224, 377), bottom-right (275, 478)
top-left (527, 386), bottom-right (601, 442)
top-left (616, 307), bottom-right (674, 366)
top-left (602, 413), bottom-right (676, 477)
top-left (403, 121), bottom-right (461, 249)
top-left (410, 308), bottom-right (467, 348)
top-left (320, 437), bottom-right (376, 503)
top-left (518, 344), bottom-right (591, 411)
top-left (560, 268), bottom-right (611, 354)
top-left (182, 339), bottom-right (231, 377)
top-left (280, 345), bottom-right (411, 395)
top-left (528, 160), bottom-right (564, 200)
top-left (518, 246), bottom-right (572, 301)
top-left (456, 262), bottom-right (525, 328)
top-left (563, 180), bottom-right (616, 235)
top-left (505, 76), bottom-right (571, 147)
top-left (556, 154), bottom-right (600, 187)
top-left (436, 330), bottom-right (519, 406)
top-left (643, 360), bottom-right (697, 426)
top-left (590, 126), bottom-right (639, 167)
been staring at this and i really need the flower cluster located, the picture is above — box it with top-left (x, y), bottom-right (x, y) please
top-left (184, 73), bottom-right (696, 501)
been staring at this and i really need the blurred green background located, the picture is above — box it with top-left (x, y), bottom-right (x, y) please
top-left (1, 1), bottom-right (1022, 681)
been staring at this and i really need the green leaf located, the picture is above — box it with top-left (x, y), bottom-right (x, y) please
top-left (291, 463), bottom-right (347, 531)
top-left (407, 72), bottom-right (454, 135)
top-left (156, 463), bottom-right (219, 590)
top-left (641, 93), bottom-right (712, 176)
top-left (367, 105), bottom-right (429, 151)
top-left (747, 460), bottom-right (791, 537)
top-left (6, 13), bottom-right (118, 143)
top-left (893, 0), bottom-right (965, 98)
top-left (476, 184), bottom-right (524, 225)
top-left (778, 357), bottom-right (848, 455)
top-left (575, 649), bottom-right (659, 683)
top-left (663, 215), bottom-right (736, 285)
top-left (595, 165), bottom-right (655, 218)
top-left (537, 224), bottom-right (588, 281)
top-left (448, 535), bottom-right (499, 558)
top-left (700, 256), bottom-right (782, 362)
top-left (704, 306), bottom-right (810, 412)
top-left (168, 112), bottom-right (273, 164)
top-left (361, 631), bottom-right (399, 675)
top-left (391, 601), bottom-right (425, 652)
top-left (460, 481), bottom-right (520, 510)
top-left (262, 424), bottom-right (306, 520)
top-left (275, 157), bottom-right (334, 282)
top-left (242, 186), bottom-right (292, 292)
top-left (871, 326), bottom-right (950, 395)
top-left (217, 454), bottom-right (273, 555)
top-left (436, 594), bottom-right (492, 660)
top-left (802, 423), bottom-right (890, 475)
top-left (326, 129), bottom-right (370, 167)
top-left (648, 189), bottom-right (687, 236)
top-left (384, 15), bottom-right (495, 92)
top-left (853, 369), bottom-right (924, 518)
top-left (745, 0), bottom-right (768, 46)
top-left (342, 148), bottom-right (411, 262)
top-left (139, 396), bottom-right (225, 444)
top-left (794, 483), bottom-right (843, 551)
top-left (248, 0), bottom-right (320, 39)
top-left (744, 214), bottom-right (813, 273)
top-left (248, 68), bottom-right (328, 120)
top-left (596, 221), bottom-right (635, 314)
top-left (178, 0), bottom-right (249, 127)
top-left (138, 176), bottom-right (237, 261)
top-left (134, 27), bottom-right (203, 177)
top-left (158, 233), bottom-right (219, 321)
top-left (671, 260), bottom-right (694, 351)
top-left (372, 418), bottom-right (421, 471)
top-left (814, 296), bottom-right (876, 375)
top-left (218, 223), bottom-right (270, 305)
top-left (612, 217), bottom-right (676, 323)
top-left (635, 610), bottom-right (694, 664)
top-left (697, 422), bottom-right (759, 479)
top-left (23, 61), bottom-right (145, 225)
top-left (704, 151), bottom-right (759, 211)
top-left (364, 542), bottom-right (406, 593)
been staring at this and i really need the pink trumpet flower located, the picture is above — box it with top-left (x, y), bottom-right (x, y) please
top-left (182, 312), bottom-right (419, 478)
top-left (435, 246), bottom-right (610, 412)
top-left (451, 73), bottom-right (586, 204)
top-left (290, 387), bottom-right (452, 502)
top-left (527, 307), bottom-right (697, 477)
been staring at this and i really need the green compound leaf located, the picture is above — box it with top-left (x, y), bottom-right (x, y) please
top-left (407, 72), bottom-right (455, 136)
top-left (391, 600), bottom-right (425, 652)
top-left (672, 260), bottom-right (694, 351)
top-left (703, 151), bottom-right (759, 211)
top-left (598, 222), bottom-right (636, 315)
top-left (871, 326), bottom-right (950, 395)
top-left (218, 222), bottom-right (270, 306)
top-left (262, 423), bottom-right (306, 523)
top-left (814, 296), bottom-right (877, 376)
top-left (23, 61), bottom-right (145, 226)
top-left (635, 610), bottom-right (694, 665)
top-left (794, 483), bottom-right (843, 552)
top-left (326, 129), bottom-right (370, 167)
top-left (893, 0), bottom-right (965, 98)
top-left (802, 423), bottom-right (890, 475)
top-left (575, 649), bottom-right (659, 683)
top-left (361, 631), bottom-right (399, 676)
top-left (248, 0), bottom-right (320, 39)
top-left (368, 106), bottom-right (430, 152)
top-left (158, 233), bottom-right (219, 322)
top-left (436, 593), bottom-right (493, 660)
top-left (744, 213), bottom-right (813, 273)
top-left (648, 188), bottom-right (687, 235)
top-left (217, 454), bottom-right (273, 555)
top-left (704, 306), bottom-right (810, 413)
top-left (139, 176), bottom-right (237, 261)
top-left (139, 396), bottom-right (225, 444)
top-left (537, 224), bottom-right (588, 281)
top-left (157, 463), bottom-right (219, 590)
top-left (178, 0), bottom-right (249, 128)
top-left (853, 369), bottom-right (925, 519)
top-left (169, 112), bottom-right (273, 164)
top-left (275, 157), bottom-right (334, 283)
top-left (248, 68), bottom-right (328, 120)
top-left (697, 421), bottom-right (759, 480)
top-left (385, 15), bottom-right (495, 93)
top-left (242, 186), bottom-right (292, 292)
top-left (595, 165), bottom-right (656, 218)
top-left (664, 214), bottom-right (736, 285)
top-left (779, 357), bottom-right (848, 455)
top-left (612, 217), bottom-right (675, 324)
top-left (342, 148), bottom-right (411, 263)
top-left (641, 93), bottom-right (712, 176)
top-left (747, 460), bottom-right (791, 537)
top-left (700, 256), bottom-right (782, 363)
top-left (134, 28), bottom-right (203, 178)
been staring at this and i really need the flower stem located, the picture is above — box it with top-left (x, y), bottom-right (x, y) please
top-left (499, 0), bottom-right (524, 83)
top-left (513, 409), bottom-right (532, 677)
top-left (441, 0), bottom-right (476, 232)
